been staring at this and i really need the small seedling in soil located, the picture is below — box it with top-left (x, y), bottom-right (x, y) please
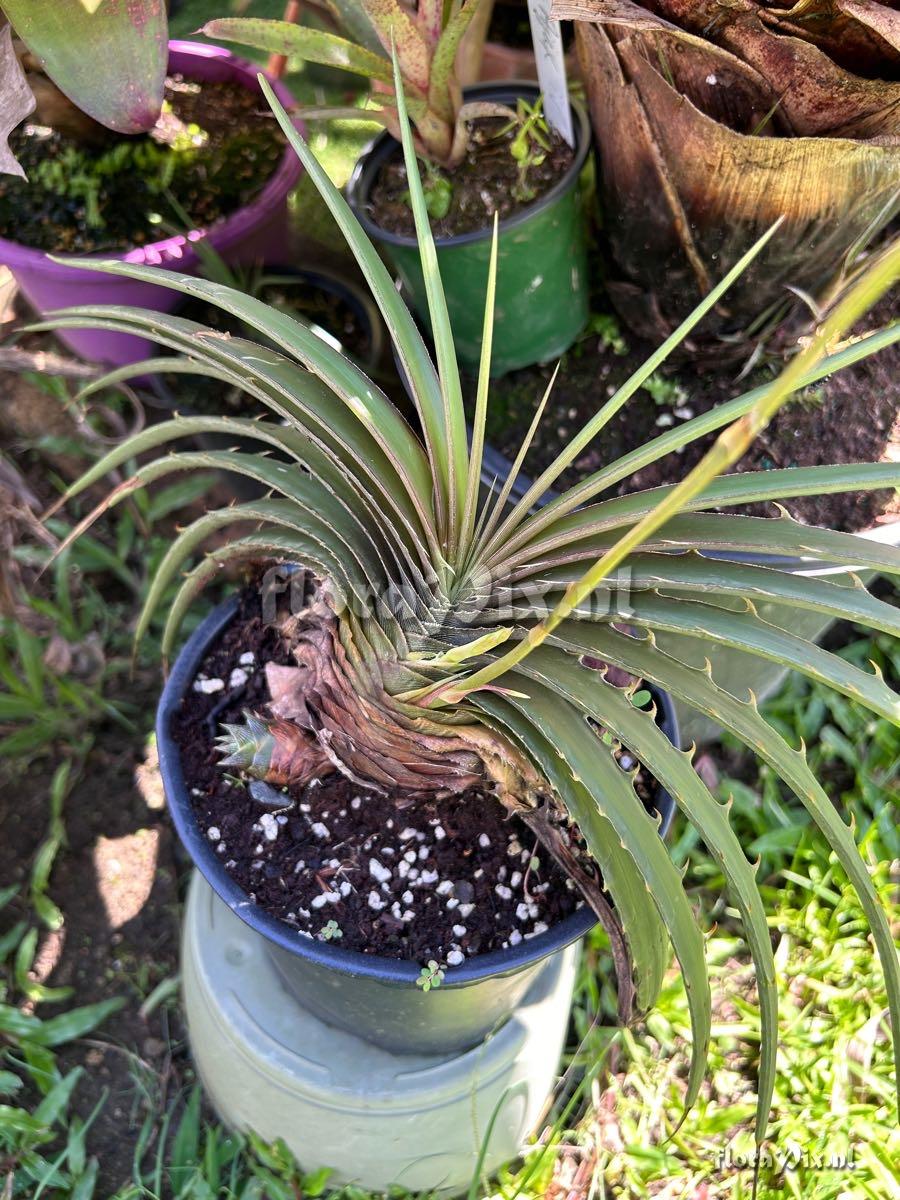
top-left (416, 960), bottom-right (445, 992)
top-left (581, 312), bottom-right (628, 357)
top-left (794, 385), bottom-right (827, 411)
top-left (404, 162), bottom-right (453, 221)
top-left (496, 97), bottom-right (552, 203)
top-left (642, 371), bottom-right (687, 408)
top-left (319, 920), bottom-right (343, 941)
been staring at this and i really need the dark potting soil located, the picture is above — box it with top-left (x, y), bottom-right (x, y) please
top-left (476, 297), bottom-right (900, 534)
top-left (0, 75), bottom-right (285, 254)
top-left (171, 587), bottom-right (660, 965)
top-left (368, 116), bottom-right (575, 239)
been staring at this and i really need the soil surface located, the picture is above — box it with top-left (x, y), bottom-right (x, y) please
top-left (170, 588), bottom-right (666, 964)
top-left (369, 115), bottom-right (574, 239)
top-left (477, 296), bottom-right (900, 533)
top-left (0, 74), bottom-right (285, 254)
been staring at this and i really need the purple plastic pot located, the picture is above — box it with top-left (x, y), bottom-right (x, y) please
top-left (0, 42), bottom-right (304, 367)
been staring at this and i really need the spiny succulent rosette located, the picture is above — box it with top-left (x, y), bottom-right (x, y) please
top-left (43, 53), bottom-right (900, 1145)
top-left (555, 0), bottom-right (900, 341)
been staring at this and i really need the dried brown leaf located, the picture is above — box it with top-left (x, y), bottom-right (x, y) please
top-left (0, 24), bottom-right (35, 179)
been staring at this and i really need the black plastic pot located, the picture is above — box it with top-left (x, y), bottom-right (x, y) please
top-left (158, 593), bottom-right (680, 1056)
top-left (346, 82), bottom-right (592, 377)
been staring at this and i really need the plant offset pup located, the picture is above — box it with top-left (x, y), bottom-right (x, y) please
top-left (203, 0), bottom-right (494, 167)
top-left (44, 58), bottom-right (900, 1150)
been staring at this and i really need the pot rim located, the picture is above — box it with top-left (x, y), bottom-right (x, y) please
top-left (0, 41), bottom-right (302, 274)
top-left (158, 591), bottom-right (679, 987)
top-left (345, 81), bottom-right (591, 251)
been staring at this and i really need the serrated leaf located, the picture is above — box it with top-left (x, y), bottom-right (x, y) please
top-left (483, 681), bottom-right (711, 1123)
top-left (582, 623), bottom-right (900, 1107)
top-left (498, 463), bottom-right (900, 569)
top-left (512, 640), bottom-right (779, 1144)
top-left (37, 304), bottom-right (436, 568)
top-left (475, 695), bottom-right (670, 1014)
top-left (624, 593), bottom-right (900, 723)
top-left (161, 533), bottom-right (352, 661)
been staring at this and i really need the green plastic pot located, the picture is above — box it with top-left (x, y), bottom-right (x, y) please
top-left (346, 83), bottom-right (591, 377)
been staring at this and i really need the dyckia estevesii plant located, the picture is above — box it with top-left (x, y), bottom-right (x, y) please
top-left (41, 51), bottom-right (900, 1151)
top-left (201, 0), bottom-right (498, 168)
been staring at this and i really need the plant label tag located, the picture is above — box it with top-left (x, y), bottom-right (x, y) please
top-left (526, 0), bottom-right (574, 146)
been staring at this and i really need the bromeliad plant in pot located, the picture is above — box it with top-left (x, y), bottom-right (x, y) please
top-left (42, 59), bottom-right (900, 1187)
top-left (201, 0), bottom-right (591, 376)
top-left (0, 4), bottom-right (302, 368)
